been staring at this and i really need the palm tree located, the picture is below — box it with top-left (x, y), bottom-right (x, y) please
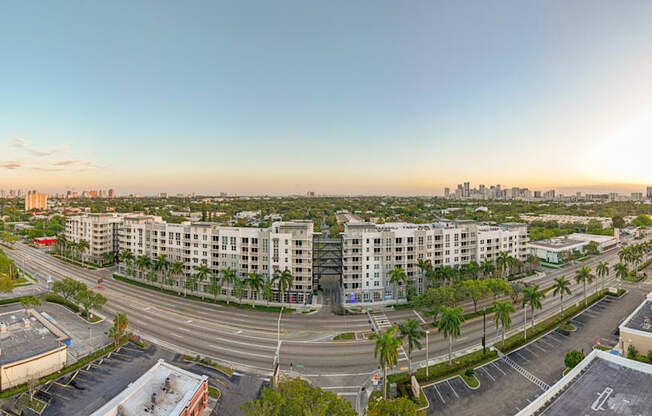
top-left (77, 239), bottom-right (89, 267)
top-left (136, 255), bottom-right (151, 281)
top-left (552, 277), bottom-right (571, 318)
top-left (388, 265), bottom-right (407, 299)
top-left (465, 261), bottom-right (480, 280)
top-left (437, 306), bottom-right (465, 366)
top-left (481, 260), bottom-right (495, 280)
top-left (496, 252), bottom-right (511, 279)
top-left (397, 318), bottom-right (425, 374)
top-left (153, 254), bottom-right (170, 288)
top-left (221, 268), bottom-right (237, 304)
top-left (417, 259), bottom-right (432, 288)
top-left (596, 261), bottom-right (609, 292)
top-left (206, 273), bottom-right (222, 302)
top-left (246, 272), bottom-right (264, 306)
top-left (492, 300), bottom-right (515, 346)
top-left (170, 260), bottom-right (184, 294)
top-left (102, 251), bottom-right (115, 267)
top-left (574, 266), bottom-right (594, 306)
top-left (369, 326), bottom-right (402, 400)
top-left (194, 264), bottom-right (211, 298)
top-left (526, 254), bottom-right (540, 273)
top-left (614, 263), bottom-right (629, 290)
top-left (632, 252), bottom-right (642, 277)
top-left (523, 285), bottom-right (545, 332)
top-left (272, 268), bottom-right (293, 304)
top-left (119, 250), bottom-right (134, 276)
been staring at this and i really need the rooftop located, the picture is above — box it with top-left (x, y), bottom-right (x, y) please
top-left (527, 237), bottom-right (586, 250)
top-left (621, 299), bottom-right (652, 335)
top-left (518, 350), bottom-right (652, 415)
top-left (0, 309), bottom-right (68, 366)
top-left (90, 359), bottom-right (207, 416)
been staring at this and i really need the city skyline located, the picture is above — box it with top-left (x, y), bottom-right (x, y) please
top-left (2, 1), bottom-right (652, 195)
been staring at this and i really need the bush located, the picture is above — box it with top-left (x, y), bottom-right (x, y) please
top-left (565, 350), bottom-right (585, 369)
top-left (627, 345), bottom-right (639, 359)
top-left (45, 294), bottom-right (80, 313)
top-left (464, 368), bottom-right (475, 377)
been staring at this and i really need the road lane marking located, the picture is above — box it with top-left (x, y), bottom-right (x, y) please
top-left (413, 310), bottom-right (426, 324)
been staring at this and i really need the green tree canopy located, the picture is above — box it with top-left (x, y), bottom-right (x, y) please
top-left (240, 377), bottom-right (356, 416)
top-left (366, 397), bottom-right (425, 416)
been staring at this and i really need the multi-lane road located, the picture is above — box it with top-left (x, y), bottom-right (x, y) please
top-left (3, 235), bottom-right (649, 408)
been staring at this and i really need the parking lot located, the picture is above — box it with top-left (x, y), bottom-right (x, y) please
top-left (423, 288), bottom-right (647, 416)
top-left (37, 343), bottom-right (178, 415)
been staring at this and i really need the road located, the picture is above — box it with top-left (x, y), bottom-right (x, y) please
top-left (4, 234), bottom-right (649, 410)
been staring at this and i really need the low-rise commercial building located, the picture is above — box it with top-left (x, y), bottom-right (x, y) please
top-left (0, 309), bottom-right (69, 391)
top-left (566, 232), bottom-right (619, 252)
top-left (90, 360), bottom-right (208, 416)
top-left (527, 237), bottom-right (588, 263)
top-left (619, 292), bottom-right (652, 356)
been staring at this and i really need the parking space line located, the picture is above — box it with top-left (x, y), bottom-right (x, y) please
top-left (542, 335), bottom-right (562, 345)
top-left (512, 351), bottom-right (530, 362)
top-left (434, 384), bottom-right (446, 404)
top-left (447, 380), bottom-right (460, 399)
top-left (523, 347), bottom-right (540, 357)
top-left (481, 367), bottom-right (496, 381)
top-left (491, 362), bottom-right (506, 375)
top-left (538, 338), bottom-right (557, 348)
top-left (531, 343), bottom-right (547, 353)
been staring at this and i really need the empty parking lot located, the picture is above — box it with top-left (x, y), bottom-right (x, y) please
top-left (423, 288), bottom-right (648, 416)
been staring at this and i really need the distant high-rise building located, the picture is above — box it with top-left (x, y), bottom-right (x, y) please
top-left (160, 192), bottom-right (168, 198)
top-left (463, 182), bottom-right (470, 198)
top-left (631, 192), bottom-right (643, 201)
top-left (108, 189), bottom-right (115, 198)
top-left (306, 191), bottom-right (315, 197)
top-left (647, 186), bottom-right (652, 200)
top-left (444, 188), bottom-right (450, 198)
top-left (25, 191), bottom-right (48, 212)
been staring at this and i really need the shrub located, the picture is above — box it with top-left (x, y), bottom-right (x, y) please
top-left (627, 345), bottom-right (639, 359)
top-left (464, 368), bottom-right (475, 377)
top-left (565, 350), bottom-right (585, 369)
top-left (45, 294), bottom-right (80, 313)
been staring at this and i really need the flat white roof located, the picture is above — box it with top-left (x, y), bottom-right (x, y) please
top-left (566, 233), bottom-right (618, 243)
top-left (90, 359), bottom-right (207, 416)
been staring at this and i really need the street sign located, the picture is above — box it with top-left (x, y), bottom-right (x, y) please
top-left (295, 364), bottom-right (304, 368)
top-left (372, 374), bottom-right (379, 386)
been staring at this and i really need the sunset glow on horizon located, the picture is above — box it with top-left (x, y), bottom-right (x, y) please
top-left (1, 1), bottom-right (651, 195)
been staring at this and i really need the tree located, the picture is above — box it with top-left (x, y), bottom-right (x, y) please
top-left (119, 250), bottom-right (135, 276)
top-left (246, 272), bottom-right (264, 305)
top-left (108, 326), bottom-right (121, 347)
top-left (261, 277), bottom-right (274, 305)
top-left (240, 376), bottom-right (356, 416)
top-left (585, 241), bottom-right (599, 256)
top-left (77, 239), bottom-right (89, 266)
top-left (492, 300), bottom-right (515, 347)
top-left (458, 280), bottom-right (486, 312)
top-left (76, 288), bottom-right (107, 320)
top-left (614, 263), bottom-right (629, 290)
top-left (272, 268), bottom-right (293, 304)
top-left (525, 254), bottom-right (540, 273)
top-left (437, 306), bottom-right (465, 366)
top-left (596, 261), bottom-right (609, 292)
top-left (21, 295), bottom-right (41, 312)
top-left (574, 266), bottom-right (594, 306)
top-left (565, 349), bottom-right (585, 369)
top-left (481, 260), bottom-right (495, 280)
top-left (193, 264), bottom-right (211, 298)
top-left (206, 273), bottom-right (222, 302)
top-left (136, 255), bottom-right (152, 280)
top-left (221, 268), bottom-right (237, 304)
top-left (102, 251), bottom-right (115, 267)
top-left (153, 254), bottom-right (170, 288)
top-left (369, 326), bottom-right (403, 400)
top-left (612, 215), bottom-right (626, 229)
top-left (552, 277), bottom-right (571, 317)
top-left (398, 318), bottom-right (425, 374)
top-left (522, 285), bottom-right (545, 330)
top-left (366, 397), bottom-right (425, 416)
top-left (53, 277), bottom-right (86, 302)
top-left (170, 260), bottom-right (184, 294)
top-left (496, 252), bottom-right (511, 279)
top-left (388, 265), bottom-right (407, 299)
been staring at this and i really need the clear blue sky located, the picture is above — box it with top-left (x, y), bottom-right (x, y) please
top-left (1, 1), bottom-right (651, 195)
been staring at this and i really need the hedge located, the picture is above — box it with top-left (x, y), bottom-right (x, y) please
top-left (45, 294), bottom-right (80, 313)
top-left (497, 290), bottom-right (606, 354)
top-left (112, 274), bottom-right (295, 313)
top-left (388, 349), bottom-right (498, 386)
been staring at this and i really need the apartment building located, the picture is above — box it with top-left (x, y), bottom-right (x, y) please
top-left (118, 217), bottom-right (314, 304)
top-left (24, 190), bottom-right (48, 212)
top-left (341, 221), bottom-right (528, 305)
top-left (64, 213), bottom-right (124, 264)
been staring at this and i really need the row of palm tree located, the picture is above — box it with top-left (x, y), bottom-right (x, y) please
top-left (56, 236), bottom-right (93, 266)
top-left (414, 253), bottom-right (541, 291)
top-left (119, 251), bottom-right (296, 306)
top-left (619, 241), bottom-right (652, 278)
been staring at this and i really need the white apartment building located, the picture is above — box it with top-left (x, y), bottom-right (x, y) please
top-left (341, 221), bottom-right (528, 305)
top-left (118, 217), bottom-right (314, 304)
top-left (64, 213), bottom-right (125, 264)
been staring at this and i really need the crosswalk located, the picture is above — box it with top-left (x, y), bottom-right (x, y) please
top-left (372, 313), bottom-right (393, 332)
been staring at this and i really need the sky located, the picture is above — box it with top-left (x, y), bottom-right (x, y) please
top-left (1, 1), bottom-right (651, 196)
